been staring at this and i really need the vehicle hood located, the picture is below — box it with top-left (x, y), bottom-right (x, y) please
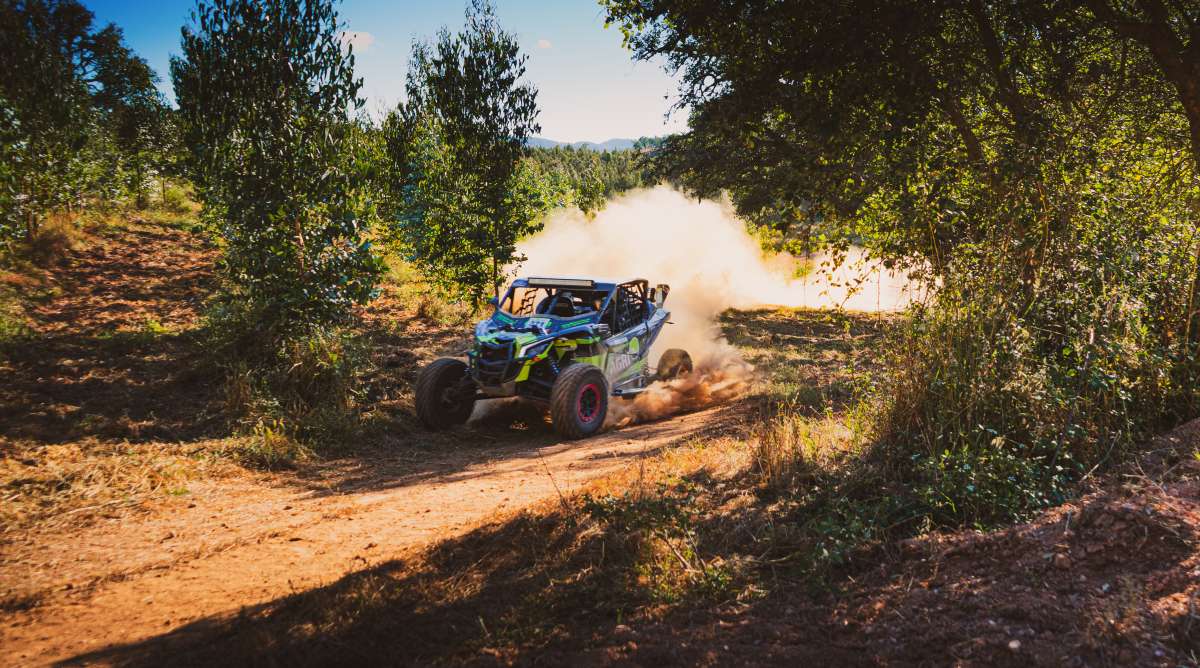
top-left (474, 310), bottom-right (601, 347)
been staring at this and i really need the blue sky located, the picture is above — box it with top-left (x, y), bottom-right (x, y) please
top-left (82, 0), bottom-right (688, 142)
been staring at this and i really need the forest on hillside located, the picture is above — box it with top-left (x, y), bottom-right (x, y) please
top-left (2, 0), bottom-right (1199, 665)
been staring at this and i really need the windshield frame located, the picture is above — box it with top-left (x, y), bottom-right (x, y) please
top-left (496, 283), bottom-right (615, 320)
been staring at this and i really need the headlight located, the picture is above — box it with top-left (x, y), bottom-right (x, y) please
top-left (520, 339), bottom-right (553, 358)
top-left (474, 320), bottom-right (492, 337)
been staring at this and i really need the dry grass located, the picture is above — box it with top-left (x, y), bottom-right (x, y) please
top-left (0, 438), bottom-right (241, 533)
top-left (382, 256), bottom-right (473, 326)
top-left (62, 435), bottom-right (753, 666)
top-left (26, 213), bottom-right (84, 266)
top-left (751, 413), bottom-right (853, 492)
top-left (719, 307), bottom-right (891, 409)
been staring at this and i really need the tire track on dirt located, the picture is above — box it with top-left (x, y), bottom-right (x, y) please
top-left (1, 408), bottom-right (721, 666)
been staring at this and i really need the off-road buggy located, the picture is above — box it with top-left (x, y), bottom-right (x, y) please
top-left (415, 277), bottom-right (692, 439)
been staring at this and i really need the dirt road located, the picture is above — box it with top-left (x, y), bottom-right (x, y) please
top-left (0, 217), bottom-right (750, 665)
top-left (0, 406), bottom-right (722, 666)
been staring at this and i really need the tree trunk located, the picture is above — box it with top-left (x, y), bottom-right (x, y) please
top-left (135, 164), bottom-right (147, 209)
top-left (1085, 0), bottom-right (1200, 342)
top-left (1086, 0), bottom-right (1200, 173)
top-left (24, 175), bottom-right (38, 241)
top-left (294, 219), bottom-right (306, 275)
top-left (967, 0), bottom-right (1038, 145)
top-left (491, 255), bottom-right (499, 301)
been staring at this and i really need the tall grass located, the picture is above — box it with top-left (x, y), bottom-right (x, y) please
top-left (751, 412), bottom-right (850, 493)
top-left (206, 296), bottom-right (372, 464)
top-left (866, 208), bottom-right (1199, 527)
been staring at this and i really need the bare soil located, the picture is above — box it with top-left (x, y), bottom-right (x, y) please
top-left (0, 217), bottom-right (749, 665)
top-left (1, 408), bottom-right (732, 665)
top-left (4, 217), bottom-right (1194, 666)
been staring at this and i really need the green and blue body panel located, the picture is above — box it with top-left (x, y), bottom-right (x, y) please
top-left (466, 278), bottom-right (670, 400)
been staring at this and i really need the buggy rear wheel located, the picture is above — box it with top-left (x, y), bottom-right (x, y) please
top-left (414, 358), bottom-right (476, 429)
top-left (656, 348), bottom-right (693, 381)
top-left (550, 363), bottom-right (608, 439)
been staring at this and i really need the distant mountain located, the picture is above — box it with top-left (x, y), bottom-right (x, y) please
top-left (526, 136), bottom-right (565, 149)
top-left (526, 136), bottom-right (638, 151)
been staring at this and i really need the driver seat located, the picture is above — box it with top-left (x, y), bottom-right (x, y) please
top-left (549, 291), bottom-right (576, 317)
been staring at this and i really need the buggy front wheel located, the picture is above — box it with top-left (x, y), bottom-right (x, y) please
top-left (550, 364), bottom-right (608, 439)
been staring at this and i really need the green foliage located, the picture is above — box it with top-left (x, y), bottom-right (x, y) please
top-left (605, 0), bottom-right (1200, 530)
top-left (873, 211), bottom-right (1198, 526)
top-left (0, 0), bottom-right (174, 241)
top-left (171, 0), bottom-right (383, 329)
top-left (603, 1), bottom-right (1196, 261)
top-left (582, 481), bottom-right (734, 602)
top-left (0, 280), bottom-right (29, 349)
top-left (385, 0), bottom-right (567, 304)
top-left (243, 419), bottom-right (311, 469)
top-left (525, 145), bottom-right (654, 214)
top-left (207, 297), bottom-right (368, 452)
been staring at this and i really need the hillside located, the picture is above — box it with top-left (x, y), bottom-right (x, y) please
top-left (526, 136), bottom-right (639, 151)
top-left (2, 214), bottom-right (1196, 666)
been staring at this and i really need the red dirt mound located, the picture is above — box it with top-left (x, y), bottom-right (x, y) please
top-left (575, 423), bottom-right (1200, 666)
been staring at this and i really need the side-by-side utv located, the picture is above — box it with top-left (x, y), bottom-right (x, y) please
top-left (415, 277), bottom-right (692, 439)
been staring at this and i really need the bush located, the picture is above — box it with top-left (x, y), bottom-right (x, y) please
top-left (207, 297), bottom-right (370, 456)
top-left (868, 207), bottom-right (1198, 527)
top-left (232, 419), bottom-right (311, 470)
top-left (160, 182), bottom-right (191, 213)
top-left (25, 213), bottom-right (80, 266)
top-left (581, 481), bottom-right (735, 602)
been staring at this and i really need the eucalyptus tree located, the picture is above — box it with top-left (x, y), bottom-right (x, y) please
top-left (387, 0), bottom-right (564, 303)
top-left (171, 0), bottom-right (382, 329)
top-left (0, 0), bottom-right (162, 240)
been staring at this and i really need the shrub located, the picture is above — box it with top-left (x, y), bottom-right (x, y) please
top-left (233, 419), bottom-right (311, 470)
top-left (581, 481), bottom-right (735, 602)
top-left (206, 297), bottom-right (370, 456)
top-left (25, 213), bottom-right (80, 266)
top-left (160, 183), bottom-right (190, 213)
top-left (869, 207), bottom-right (1198, 527)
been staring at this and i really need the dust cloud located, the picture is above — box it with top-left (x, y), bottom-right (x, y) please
top-left (514, 186), bottom-right (918, 424)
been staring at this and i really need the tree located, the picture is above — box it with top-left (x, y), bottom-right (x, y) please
top-left (388, 0), bottom-right (562, 302)
top-left (523, 145), bottom-right (654, 214)
top-left (111, 84), bottom-right (171, 209)
top-left (601, 0), bottom-right (1190, 266)
top-left (171, 0), bottom-right (383, 329)
top-left (0, 0), bottom-right (163, 240)
top-left (1085, 0), bottom-right (1200, 172)
top-left (602, 0), bottom-right (1200, 523)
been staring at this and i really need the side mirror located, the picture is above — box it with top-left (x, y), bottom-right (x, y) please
top-left (487, 296), bottom-right (499, 307)
top-left (654, 284), bottom-right (670, 308)
top-left (595, 323), bottom-right (611, 339)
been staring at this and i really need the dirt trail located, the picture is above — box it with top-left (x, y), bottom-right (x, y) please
top-left (1, 407), bottom-right (721, 666)
top-left (0, 218), bottom-right (742, 665)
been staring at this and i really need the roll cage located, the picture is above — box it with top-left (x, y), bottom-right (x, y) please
top-left (497, 278), bottom-right (656, 333)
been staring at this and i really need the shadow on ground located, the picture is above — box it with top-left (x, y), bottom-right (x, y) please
top-left (61, 427), bottom-right (1200, 667)
top-left (0, 224), bottom-right (223, 445)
